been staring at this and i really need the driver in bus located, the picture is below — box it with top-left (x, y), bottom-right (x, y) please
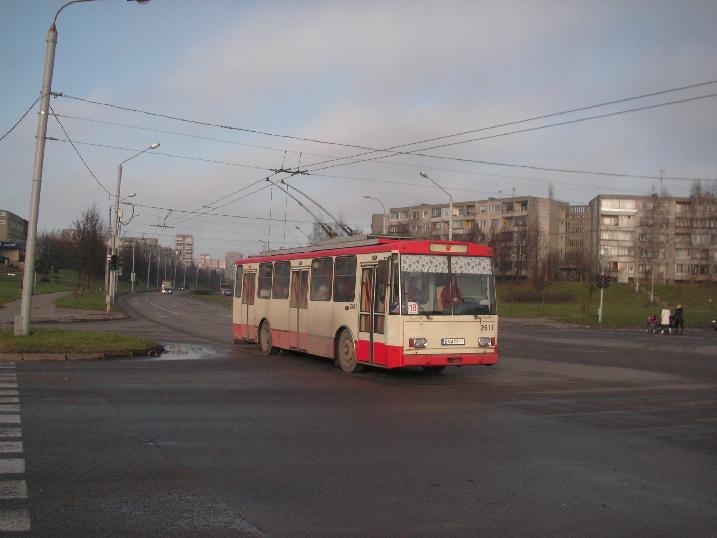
top-left (439, 275), bottom-right (463, 311)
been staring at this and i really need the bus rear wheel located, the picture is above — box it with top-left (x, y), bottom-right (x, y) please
top-left (337, 330), bottom-right (364, 374)
top-left (422, 366), bottom-right (445, 374)
top-left (259, 321), bottom-right (279, 356)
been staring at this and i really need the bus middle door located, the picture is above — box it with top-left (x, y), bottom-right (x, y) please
top-left (241, 271), bottom-right (257, 341)
top-left (358, 259), bottom-right (388, 365)
top-left (289, 269), bottom-right (309, 351)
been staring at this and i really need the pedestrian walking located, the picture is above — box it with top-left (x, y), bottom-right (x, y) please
top-left (673, 304), bottom-right (684, 335)
top-left (660, 304), bottom-right (671, 334)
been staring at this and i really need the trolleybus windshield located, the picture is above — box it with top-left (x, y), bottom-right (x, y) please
top-left (401, 254), bottom-right (496, 316)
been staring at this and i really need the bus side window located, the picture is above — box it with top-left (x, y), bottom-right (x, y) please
top-left (333, 256), bottom-right (356, 302)
top-left (310, 257), bottom-right (333, 301)
top-left (234, 265), bottom-right (243, 299)
top-left (257, 262), bottom-right (273, 299)
top-left (242, 272), bottom-right (255, 305)
top-left (272, 261), bottom-right (290, 299)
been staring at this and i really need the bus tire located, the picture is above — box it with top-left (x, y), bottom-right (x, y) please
top-left (422, 366), bottom-right (445, 374)
top-left (259, 321), bottom-right (279, 356)
top-left (337, 330), bottom-right (364, 374)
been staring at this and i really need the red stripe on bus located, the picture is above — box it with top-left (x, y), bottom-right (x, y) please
top-left (234, 240), bottom-right (492, 266)
top-left (234, 323), bottom-right (498, 368)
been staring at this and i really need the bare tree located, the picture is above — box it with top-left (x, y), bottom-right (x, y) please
top-left (72, 205), bottom-right (108, 294)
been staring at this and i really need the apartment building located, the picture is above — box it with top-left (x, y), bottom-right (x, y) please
top-left (589, 193), bottom-right (717, 283)
top-left (0, 210), bottom-right (28, 263)
top-left (175, 234), bottom-right (194, 265)
top-left (379, 196), bottom-right (566, 275)
top-left (559, 204), bottom-right (591, 280)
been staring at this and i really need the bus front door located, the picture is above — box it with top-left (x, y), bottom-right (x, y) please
top-left (358, 260), bottom-right (388, 365)
top-left (289, 269), bottom-right (309, 351)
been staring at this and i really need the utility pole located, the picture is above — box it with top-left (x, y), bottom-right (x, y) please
top-left (173, 257), bottom-right (178, 285)
top-left (156, 249), bottom-right (160, 288)
top-left (146, 245), bottom-right (151, 290)
top-left (182, 261), bottom-right (187, 289)
top-left (130, 240), bottom-right (136, 292)
top-left (195, 265), bottom-right (199, 289)
top-left (163, 253), bottom-right (167, 280)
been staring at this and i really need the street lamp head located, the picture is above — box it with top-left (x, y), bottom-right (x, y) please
top-left (419, 171), bottom-right (429, 179)
top-left (150, 142), bottom-right (160, 149)
top-left (362, 194), bottom-right (371, 199)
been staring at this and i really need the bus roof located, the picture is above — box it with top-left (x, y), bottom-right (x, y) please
top-left (235, 236), bottom-right (493, 265)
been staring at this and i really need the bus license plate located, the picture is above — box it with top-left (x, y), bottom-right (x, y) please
top-left (441, 338), bottom-right (465, 346)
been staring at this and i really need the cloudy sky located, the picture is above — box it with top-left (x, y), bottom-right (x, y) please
top-left (2, 0), bottom-right (716, 258)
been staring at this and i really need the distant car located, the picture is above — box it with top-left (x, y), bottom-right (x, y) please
top-left (161, 287), bottom-right (173, 295)
top-left (220, 288), bottom-right (232, 296)
top-left (712, 319), bottom-right (716, 331)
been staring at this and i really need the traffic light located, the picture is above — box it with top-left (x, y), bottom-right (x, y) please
top-left (595, 274), bottom-right (610, 289)
top-left (110, 255), bottom-right (119, 271)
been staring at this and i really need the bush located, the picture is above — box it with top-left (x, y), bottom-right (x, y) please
top-left (193, 289), bottom-right (210, 295)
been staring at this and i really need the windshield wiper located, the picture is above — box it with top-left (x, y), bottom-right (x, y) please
top-left (415, 303), bottom-right (433, 319)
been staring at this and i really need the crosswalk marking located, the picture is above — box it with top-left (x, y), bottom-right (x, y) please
top-left (0, 481), bottom-right (27, 500)
top-left (0, 442), bottom-right (23, 454)
top-left (0, 365), bottom-right (30, 532)
top-left (0, 509), bottom-right (30, 532)
top-left (0, 459), bottom-right (25, 474)
top-left (0, 428), bottom-right (21, 439)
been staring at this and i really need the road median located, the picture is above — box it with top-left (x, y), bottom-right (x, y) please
top-left (0, 328), bottom-right (162, 362)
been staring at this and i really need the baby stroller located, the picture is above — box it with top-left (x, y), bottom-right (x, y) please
top-left (646, 314), bottom-right (661, 334)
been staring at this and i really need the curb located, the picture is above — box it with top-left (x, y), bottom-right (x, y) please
top-left (0, 345), bottom-right (164, 363)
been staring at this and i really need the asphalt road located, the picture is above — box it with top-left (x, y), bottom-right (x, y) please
top-left (7, 292), bottom-right (717, 536)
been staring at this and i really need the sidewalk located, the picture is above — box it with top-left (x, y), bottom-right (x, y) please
top-left (0, 291), bottom-right (127, 326)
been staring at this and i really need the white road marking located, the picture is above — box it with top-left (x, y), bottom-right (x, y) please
top-left (0, 509), bottom-right (30, 532)
top-left (0, 460), bottom-right (25, 474)
top-left (0, 481), bottom-right (27, 499)
top-left (0, 365), bottom-right (29, 532)
top-left (147, 297), bottom-right (180, 316)
top-left (0, 442), bottom-right (22, 453)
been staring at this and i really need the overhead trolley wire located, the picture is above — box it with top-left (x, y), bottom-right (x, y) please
top-left (51, 81), bottom-right (717, 181)
top-left (0, 96), bottom-right (40, 142)
top-left (48, 105), bottom-right (111, 195)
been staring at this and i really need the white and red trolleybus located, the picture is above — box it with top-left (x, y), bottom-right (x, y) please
top-left (232, 236), bottom-right (498, 373)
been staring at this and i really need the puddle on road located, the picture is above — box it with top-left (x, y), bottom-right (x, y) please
top-left (144, 343), bottom-right (228, 361)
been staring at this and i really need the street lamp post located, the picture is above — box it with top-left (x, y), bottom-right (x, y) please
top-left (15, 0), bottom-right (152, 335)
top-left (419, 171), bottom-right (454, 241)
top-left (361, 194), bottom-right (386, 235)
top-left (109, 143), bottom-right (159, 307)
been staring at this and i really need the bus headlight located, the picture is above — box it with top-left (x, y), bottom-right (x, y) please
top-left (478, 337), bottom-right (494, 347)
top-left (408, 337), bottom-right (428, 349)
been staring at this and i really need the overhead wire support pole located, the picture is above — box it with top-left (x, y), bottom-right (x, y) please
top-left (264, 177), bottom-right (338, 238)
top-left (15, 0), bottom-right (151, 335)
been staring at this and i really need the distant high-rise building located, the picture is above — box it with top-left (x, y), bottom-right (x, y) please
top-left (175, 234), bottom-right (194, 265)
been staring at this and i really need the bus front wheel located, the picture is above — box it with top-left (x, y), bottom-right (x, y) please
top-left (259, 321), bottom-right (279, 356)
top-left (337, 330), bottom-right (365, 374)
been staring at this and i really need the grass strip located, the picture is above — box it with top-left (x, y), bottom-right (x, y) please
top-left (0, 327), bottom-right (158, 354)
